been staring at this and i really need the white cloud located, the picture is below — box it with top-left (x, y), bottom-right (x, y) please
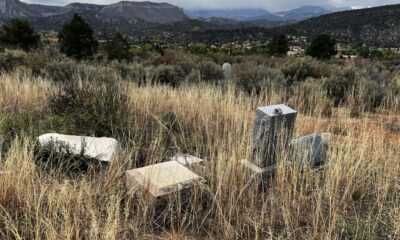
top-left (22, 0), bottom-right (400, 11)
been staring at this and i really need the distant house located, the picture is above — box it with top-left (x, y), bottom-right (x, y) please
top-left (287, 46), bottom-right (304, 56)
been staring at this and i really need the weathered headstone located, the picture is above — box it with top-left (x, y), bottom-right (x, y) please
top-left (291, 133), bottom-right (327, 167)
top-left (222, 62), bottom-right (232, 79)
top-left (126, 161), bottom-right (203, 198)
top-left (37, 133), bottom-right (119, 162)
top-left (252, 104), bottom-right (297, 168)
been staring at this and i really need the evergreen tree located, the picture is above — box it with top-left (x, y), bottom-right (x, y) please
top-left (58, 14), bottom-right (97, 60)
top-left (0, 18), bottom-right (39, 51)
top-left (267, 35), bottom-right (289, 56)
top-left (306, 34), bottom-right (337, 59)
top-left (105, 32), bottom-right (132, 61)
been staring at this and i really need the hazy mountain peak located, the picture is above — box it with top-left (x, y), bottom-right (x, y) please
top-left (0, 0), bottom-right (188, 24)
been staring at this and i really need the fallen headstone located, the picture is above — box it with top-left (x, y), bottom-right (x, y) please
top-left (291, 133), bottom-right (327, 167)
top-left (126, 161), bottom-right (203, 198)
top-left (37, 133), bottom-right (120, 162)
top-left (252, 104), bottom-right (297, 168)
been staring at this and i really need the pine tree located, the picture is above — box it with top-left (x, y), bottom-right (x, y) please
top-left (58, 14), bottom-right (98, 60)
top-left (105, 32), bottom-right (132, 61)
top-left (306, 34), bottom-right (337, 59)
top-left (0, 18), bottom-right (39, 51)
top-left (267, 35), bottom-right (289, 56)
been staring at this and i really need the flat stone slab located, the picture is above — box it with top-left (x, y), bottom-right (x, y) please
top-left (126, 161), bottom-right (203, 198)
top-left (171, 154), bottom-right (204, 166)
top-left (37, 133), bottom-right (119, 162)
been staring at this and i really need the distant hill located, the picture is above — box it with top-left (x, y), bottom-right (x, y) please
top-left (276, 5), bottom-right (333, 21)
top-left (185, 8), bottom-right (279, 21)
top-left (0, 0), bottom-right (188, 25)
top-left (186, 5), bottom-right (348, 22)
top-left (281, 4), bottom-right (400, 47)
top-left (0, 0), bottom-right (65, 18)
top-left (100, 1), bottom-right (187, 24)
top-left (1, 0), bottom-right (400, 47)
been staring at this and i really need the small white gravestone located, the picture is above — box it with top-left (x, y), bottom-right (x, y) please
top-left (222, 62), bottom-right (232, 79)
top-left (37, 133), bottom-right (119, 162)
top-left (126, 161), bottom-right (203, 198)
top-left (171, 154), bottom-right (204, 166)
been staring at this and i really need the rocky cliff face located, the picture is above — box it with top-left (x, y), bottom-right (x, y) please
top-left (99, 1), bottom-right (188, 24)
top-left (0, 0), bottom-right (39, 17)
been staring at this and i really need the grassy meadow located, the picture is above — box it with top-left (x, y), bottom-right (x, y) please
top-left (0, 47), bottom-right (399, 239)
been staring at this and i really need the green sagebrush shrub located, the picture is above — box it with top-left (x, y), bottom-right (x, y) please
top-left (282, 57), bottom-right (330, 85)
top-left (199, 60), bottom-right (224, 82)
top-left (48, 80), bottom-right (131, 141)
top-left (323, 66), bottom-right (386, 109)
top-left (233, 62), bottom-right (285, 94)
top-left (111, 62), bottom-right (147, 83)
top-left (155, 65), bottom-right (185, 87)
top-left (0, 50), bottom-right (26, 73)
top-left (45, 61), bottom-right (119, 83)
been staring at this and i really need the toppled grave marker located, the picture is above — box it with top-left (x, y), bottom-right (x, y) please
top-left (37, 133), bottom-right (119, 162)
top-left (291, 133), bottom-right (327, 167)
top-left (126, 161), bottom-right (203, 198)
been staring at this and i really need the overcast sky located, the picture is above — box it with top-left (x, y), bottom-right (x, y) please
top-left (23, 0), bottom-right (400, 12)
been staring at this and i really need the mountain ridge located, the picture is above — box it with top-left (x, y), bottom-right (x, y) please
top-left (279, 4), bottom-right (400, 47)
top-left (0, 0), bottom-right (188, 23)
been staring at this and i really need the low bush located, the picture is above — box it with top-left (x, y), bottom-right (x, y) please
top-left (199, 60), bottom-right (224, 82)
top-left (0, 113), bottom-right (34, 152)
top-left (24, 46), bottom-right (66, 76)
top-left (48, 80), bottom-right (131, 141)
top-left (0, 50), bottom-right (26, 73)
top-left (282, 57), bottom-right (330, 85)
top-left (154, 55), bottom-right (178, 65)
top-left (45, 60), bottom-right (81, 83)
top-left (177, 58), bottom-right (197, 76)
top-left (112, 62), bottom-right (147, 83)
top-left (155, 65), bottom-right (185, 87)
top-left (233, 62), bottom-right (285, 94)
top-left (323, 67), bottom-right (358, 105)
top-left (45, 62), bottom-right (119, 83)
top-left (34, 142), bottom-right (106, 178)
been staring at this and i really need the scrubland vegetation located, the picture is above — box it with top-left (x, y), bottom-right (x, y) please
top-left (0, 12), bottom-right (398, 240)
top-left (0, 43), bottom-right (399, 239)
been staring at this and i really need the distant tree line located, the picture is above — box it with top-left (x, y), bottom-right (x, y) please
top-left (0, 15), bottom-right (388, 62)
top-left (0, 14), bottom-right (132, 61)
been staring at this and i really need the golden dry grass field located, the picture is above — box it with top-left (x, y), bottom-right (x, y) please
top-left (0, 53), bottom-right (399, 239)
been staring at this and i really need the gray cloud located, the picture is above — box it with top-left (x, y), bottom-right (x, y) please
top-left (23, 0), bottom-right (400, 11)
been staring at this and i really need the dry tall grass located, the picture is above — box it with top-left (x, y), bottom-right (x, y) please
top-left (0, 68), bottom-right (399, 239)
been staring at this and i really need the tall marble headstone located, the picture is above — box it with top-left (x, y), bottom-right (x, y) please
top-left (252, 104), bottom-right (297, 168)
